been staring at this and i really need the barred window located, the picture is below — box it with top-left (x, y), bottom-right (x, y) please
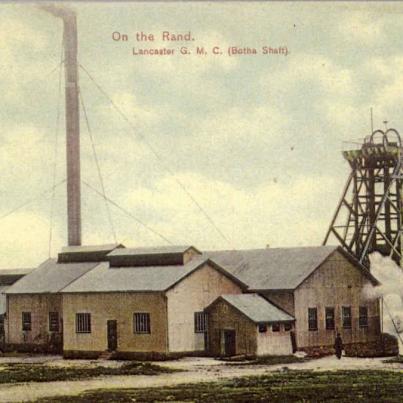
top-left (194, 312), bottom-right (208, 333)
top-left (308, 308), bottom-right (318, 331)
top-left (325, 307), bottom-right (335, 330)
top-left (272, 323), bottom-right (280, 332)
top-left (342, 306), bottom-right (352, 329)
top-left (134, 313), bottom-right (150, 334)
top-left (22, 312), bottom-right (31, 331)
top-left (359, 306), bottom-right (368, 328)
top-left (49, 312), bottom-right (59, 332)
top-left (76, 313), bottom-right (91, 333)
top-left (0, 315), bottom-right (4, 334)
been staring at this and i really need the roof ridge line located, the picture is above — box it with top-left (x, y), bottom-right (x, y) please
top-left (56, 261), bottom-right (105, 293)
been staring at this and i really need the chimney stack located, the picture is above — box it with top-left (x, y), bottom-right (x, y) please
top-left (41, 6), bottom-right (82, 246)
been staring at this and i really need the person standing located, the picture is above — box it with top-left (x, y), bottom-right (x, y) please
top-left (334, 332), bottom-right (343, 359)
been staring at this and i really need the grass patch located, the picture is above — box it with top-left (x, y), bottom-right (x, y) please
top-left (0, 361), bottom-right (177, 384)
top-left (224, 355), bottom-right (310, 366)
top-left (38, 370), bottom-right (403, 402)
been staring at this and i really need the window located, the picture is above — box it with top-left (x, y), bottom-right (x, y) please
top-left (272, 323), bottom-right (280, 332)
top-left (308, 308), bottom-right (318, 331)
top-left (325, 307), bottom-right (335, 330)
top-left (22, 312), bottom-right (31, 331)
top-left (258, 324), bottom-right (267, 333)
top-left (49, 312), bottom-right (59, 332)
top-left (359, 306), bottom-right (368, 328)
top-left (134, 313), bottom-right (150, 334)
top-left (76, 313), bottom-right (91, 333)
top-left (342, 306), bottom-right (352, 329)
top-left (284, 322), bottom-right (292, 332)
top-left (0, 315), bottom-right (4, 334)
top-left (194, 312), bottom-right (208, 333)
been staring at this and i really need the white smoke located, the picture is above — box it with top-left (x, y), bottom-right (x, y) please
top-left (364, 252), bottom-right (403, 354)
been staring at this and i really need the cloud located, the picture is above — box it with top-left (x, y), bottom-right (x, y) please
top-left (338, 12), bottom-right (384, 43)
top-left (0, 124), bottom-right (58, 198)
top-left (2, 2), bottom-right (403, 269)
top-left (0, 17), bottom-right (47, 49)
top-left (119, 172), bottom-right (338, 250)
top-left (0, 210), bottom-right (63, 268)
top-left (0, 14), bottom-right (56, 102)
top-left (261, 53), bottom-right (354, 101)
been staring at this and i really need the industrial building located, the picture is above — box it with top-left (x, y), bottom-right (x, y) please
top-left (207, 246), bottom-right (381, 356)
top-left (4, 244), bottom-right (384, 358)
top-left (1, 7), bottom-right (398, 360)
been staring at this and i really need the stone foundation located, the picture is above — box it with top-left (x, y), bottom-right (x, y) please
top-left (5, 343), bottom-right (56, 354)
top-left (63, 350), bottom-right (103, 360)
top-left (298, 345), bottom-right (334, 357)
top-left (344, 333), bottom-right (399, 357)
top-left (299, 333), bottom-right (399, 358)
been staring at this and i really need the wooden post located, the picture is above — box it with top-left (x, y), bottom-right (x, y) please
top-left (41, 6), bottom-right (82, 246)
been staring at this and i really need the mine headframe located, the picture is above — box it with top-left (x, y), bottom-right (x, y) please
top-left (323, 128), bottom-right (403, 268)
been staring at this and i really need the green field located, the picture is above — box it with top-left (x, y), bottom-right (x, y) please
top-left (37, 370), bottom-right (403, 402)
top-left (223, 354), bottom-right (310, 366)
top-left (0, 361), bottom-right (176, 383)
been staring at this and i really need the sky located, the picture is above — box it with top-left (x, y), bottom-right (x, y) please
top-left (1, 1), bottom-right (403, 268)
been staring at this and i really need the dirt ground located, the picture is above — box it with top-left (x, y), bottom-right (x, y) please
top-left (0, 355), bottom-right (401, 402)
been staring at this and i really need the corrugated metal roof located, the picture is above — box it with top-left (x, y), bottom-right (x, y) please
top-left (0, 268), bottom-right (33, 286)
top-left (62, 256), bottom-right (212, 293)
top-left (107, 245), bottom-right (198, 257)
top-left (206, 246), bottom-right (339, 290)
top-left (61, 244), bottom-right (124, 253)
top-left (0, 269), bottom-right (33, 276)
top-left (6, 259), bottom-right (102, 294)
top-left (58, 244), bottom-right (126, 263)
top-left (107, 246), bottom-right (201, 267)
top-left (219, 294), bottom-right (294, 323)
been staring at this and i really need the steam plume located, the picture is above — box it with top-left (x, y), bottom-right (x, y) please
top-left (364, 252), bottom-right (403, 354)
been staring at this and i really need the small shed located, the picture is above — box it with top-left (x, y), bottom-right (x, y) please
top-left (205, 293), bottom-right (295, 357)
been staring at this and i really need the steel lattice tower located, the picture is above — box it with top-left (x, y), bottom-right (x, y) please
top-left (323, 128), bottom-right (403, 268)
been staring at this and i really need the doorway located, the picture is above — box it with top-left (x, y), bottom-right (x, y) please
top-left (107, 320), bottom-right (117, 351)
top-left (223, 329), bottom-right (236, 356)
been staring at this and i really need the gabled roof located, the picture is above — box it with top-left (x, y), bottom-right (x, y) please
top-left (61, 256), bottom-right (245, 293)
top-left (206, 245), bottom-right (377, 290)
top-left (60, 244), bottom-right (124, 253)
top-left (0, 269), bottom-right (33, 276)
top-left (0, 268), bottom-right (33, 286)
top-left (108, 245), bottom-right (199, 256)
top-left (6, 259), bottom-right (102, 294)
top-left (107, 245), bottom-right (201, 267)
top-left (207, 293), bottom-right (294, 323)
top-left (58, 243), bottom-right (125, 263)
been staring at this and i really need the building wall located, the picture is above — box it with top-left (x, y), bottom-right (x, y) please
top-left (166, 263), bottom-right (242, 353)
top-left (183, 248), bottom-right (201, 264)
top-left (207, 299), bottom-right (257, 356)
top-left (262, 291), bottom-right (295, 316)
top-left (6, 294), bottom-right (62, 348)
top-left (62, 292), bottom-right (168, 354)
top-left (294, 251), bottom-right (380, 349)
top-left (256, 323), bottom-right (294, 356)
